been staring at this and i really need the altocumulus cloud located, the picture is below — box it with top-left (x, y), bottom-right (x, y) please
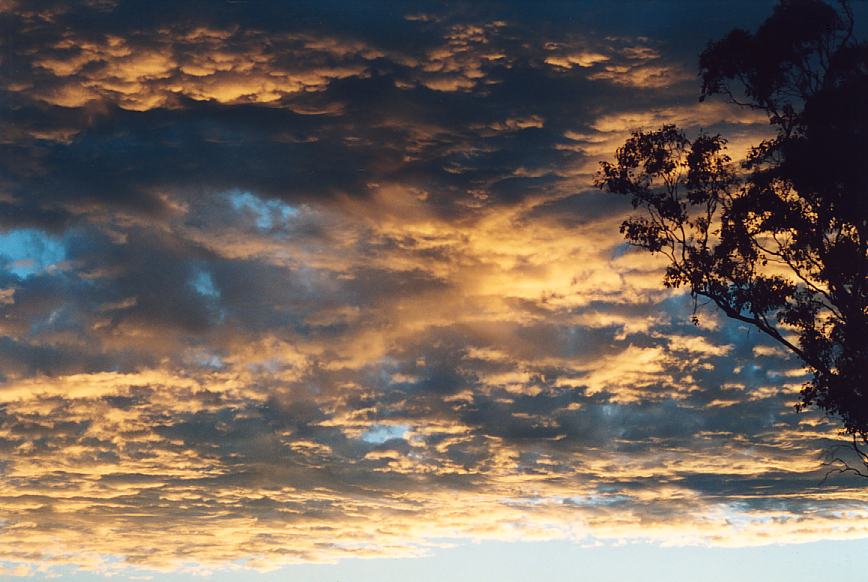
top-left (0, 0), bottom-right (866, 577)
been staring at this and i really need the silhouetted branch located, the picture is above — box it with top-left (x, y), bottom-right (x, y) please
top-left (598, 0), bottom-right (868, 441)
top-left (820, 435), bottom-right (868, 483)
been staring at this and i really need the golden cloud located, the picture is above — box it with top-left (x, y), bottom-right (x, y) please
top-left (25, 28), bottom-right (380, 110)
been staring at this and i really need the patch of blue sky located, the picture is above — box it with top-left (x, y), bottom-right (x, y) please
top-left (610, 241), bottom-right (632, 259)
top-left (247, 357), bottom-right (282, 374)
top-left (361, 424), bottom-right (409, 444)
top-left (190, 269), bottom-right (220, 298)
top-left (189, 268), bottom-right (227, 323)
top-left (563, 494), bottom-right (630, 507)
top-left (228, 190), bottom-right (298, 231)
top-left (197, 353), bottom-right (225, 369)
top-left (0, 228), bottom-right (66, 278)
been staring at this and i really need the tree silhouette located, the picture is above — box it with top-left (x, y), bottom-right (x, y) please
top-left (596, 0), bottom-right (867, 475)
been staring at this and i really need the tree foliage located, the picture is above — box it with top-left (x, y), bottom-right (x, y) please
top-left (596, 0), bottom-right (867, 461)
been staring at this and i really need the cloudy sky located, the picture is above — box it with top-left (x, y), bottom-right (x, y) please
top-left (1, 1), bottom-right (867, 579)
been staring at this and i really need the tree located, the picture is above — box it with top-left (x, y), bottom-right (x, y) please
top-left (595, 0), bottom-right (867, 476)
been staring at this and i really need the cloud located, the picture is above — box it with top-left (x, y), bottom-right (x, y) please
top-left (544, 38), bottom-right (691, 89)
top-left (22, 27), bottom-right (380, 111)
top-left (0, 0), bottom-right (864, 577)
top-left (405, 22), bottom-right (510, 92)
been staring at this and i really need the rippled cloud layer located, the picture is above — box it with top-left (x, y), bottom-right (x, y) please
top-left (1, 0), bottom-right (866, 577)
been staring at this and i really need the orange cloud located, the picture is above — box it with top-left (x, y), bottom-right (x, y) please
top-left (25, 28), bottom-right (380, 110)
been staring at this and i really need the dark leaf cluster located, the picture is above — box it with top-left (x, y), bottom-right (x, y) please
top-left (597, 1), bottom-right (867, 457)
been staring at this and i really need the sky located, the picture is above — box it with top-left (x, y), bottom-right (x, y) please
top-left (0, 0), bottom-right (867, 580)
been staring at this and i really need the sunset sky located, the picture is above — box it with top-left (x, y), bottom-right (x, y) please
top-left (1, 1), bottom-right (867, 580)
